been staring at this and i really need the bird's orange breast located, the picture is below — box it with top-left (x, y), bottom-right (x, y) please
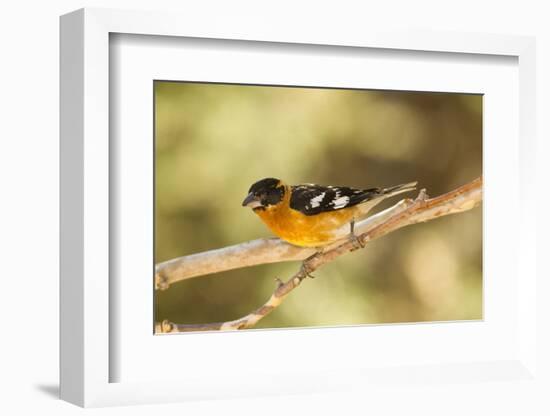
top-left (254, 195), bottom-right (357, 247)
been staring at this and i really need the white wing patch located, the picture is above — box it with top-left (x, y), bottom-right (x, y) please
top-left (309, 192), bottom-right (326, 208)
top-left (332, 196), bottom-right (350, 209)
top-left (290, 184), bottom-right (380, 215)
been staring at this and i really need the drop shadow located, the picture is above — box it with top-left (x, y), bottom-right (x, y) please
top-left (35, 383), bottom-right (59, 399)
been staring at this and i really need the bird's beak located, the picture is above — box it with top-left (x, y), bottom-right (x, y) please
top-left (242, 192), bottom-right (262, 208)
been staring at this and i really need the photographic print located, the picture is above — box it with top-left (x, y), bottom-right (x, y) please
top-left (154, 81), bottom-right (482, 333)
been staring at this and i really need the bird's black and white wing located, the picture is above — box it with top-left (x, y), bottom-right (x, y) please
top-left (289, 184), bottom-right (382, 216)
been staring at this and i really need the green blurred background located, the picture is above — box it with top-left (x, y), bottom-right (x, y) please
top-left (154, 81), bottom-right (482, 330)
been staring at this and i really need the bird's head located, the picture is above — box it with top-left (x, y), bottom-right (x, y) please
top-left (242, 178), bottom-right (286, 211)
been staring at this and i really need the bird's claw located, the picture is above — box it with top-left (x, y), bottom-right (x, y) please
top-left (300, 262), bottom-right (316, 279)
top-left (349, 218), bottom-right (365, 249)
top-left (300, 247), bottom-right (326, 279)
top-left (349, 233), bottom-right (365, 249)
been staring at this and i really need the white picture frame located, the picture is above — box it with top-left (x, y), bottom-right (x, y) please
top-left (60, 7), bottom-right (538, 408)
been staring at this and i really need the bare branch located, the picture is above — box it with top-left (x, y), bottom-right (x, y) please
top-left (156, 176), bottom-right (482, 333)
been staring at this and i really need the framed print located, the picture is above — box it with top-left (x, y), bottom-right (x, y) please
top-left (60, 8), bottom-right (539, 408)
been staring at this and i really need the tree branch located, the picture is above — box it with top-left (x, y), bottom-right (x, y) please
top-left (155, 197), bottom-right (414, 290)
top-left (156, 176), bottom-right (482, 333)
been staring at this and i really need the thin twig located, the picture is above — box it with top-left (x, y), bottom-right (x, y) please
top-left (156, 176), bottom-right (482, 333)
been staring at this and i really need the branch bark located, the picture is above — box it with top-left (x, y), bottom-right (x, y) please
top-left (156, 176), bottom-right (482, 333)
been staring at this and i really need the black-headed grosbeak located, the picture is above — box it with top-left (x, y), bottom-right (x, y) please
top-left (242, 177), bottom-right (417, 248)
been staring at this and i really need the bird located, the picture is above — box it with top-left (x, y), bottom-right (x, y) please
top-left (242, 177), bottom-right (417, 248)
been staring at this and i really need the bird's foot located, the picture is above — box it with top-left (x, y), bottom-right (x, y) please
top-left (349, 218), bottom-right (365, 249)
top-left (300, 249), bottom-right (324, 279)
top-left (300, 262), bottom-right (316, 279)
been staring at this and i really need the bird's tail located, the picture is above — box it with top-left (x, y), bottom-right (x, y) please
top-left (381, 181), bottom-right (418, 198)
